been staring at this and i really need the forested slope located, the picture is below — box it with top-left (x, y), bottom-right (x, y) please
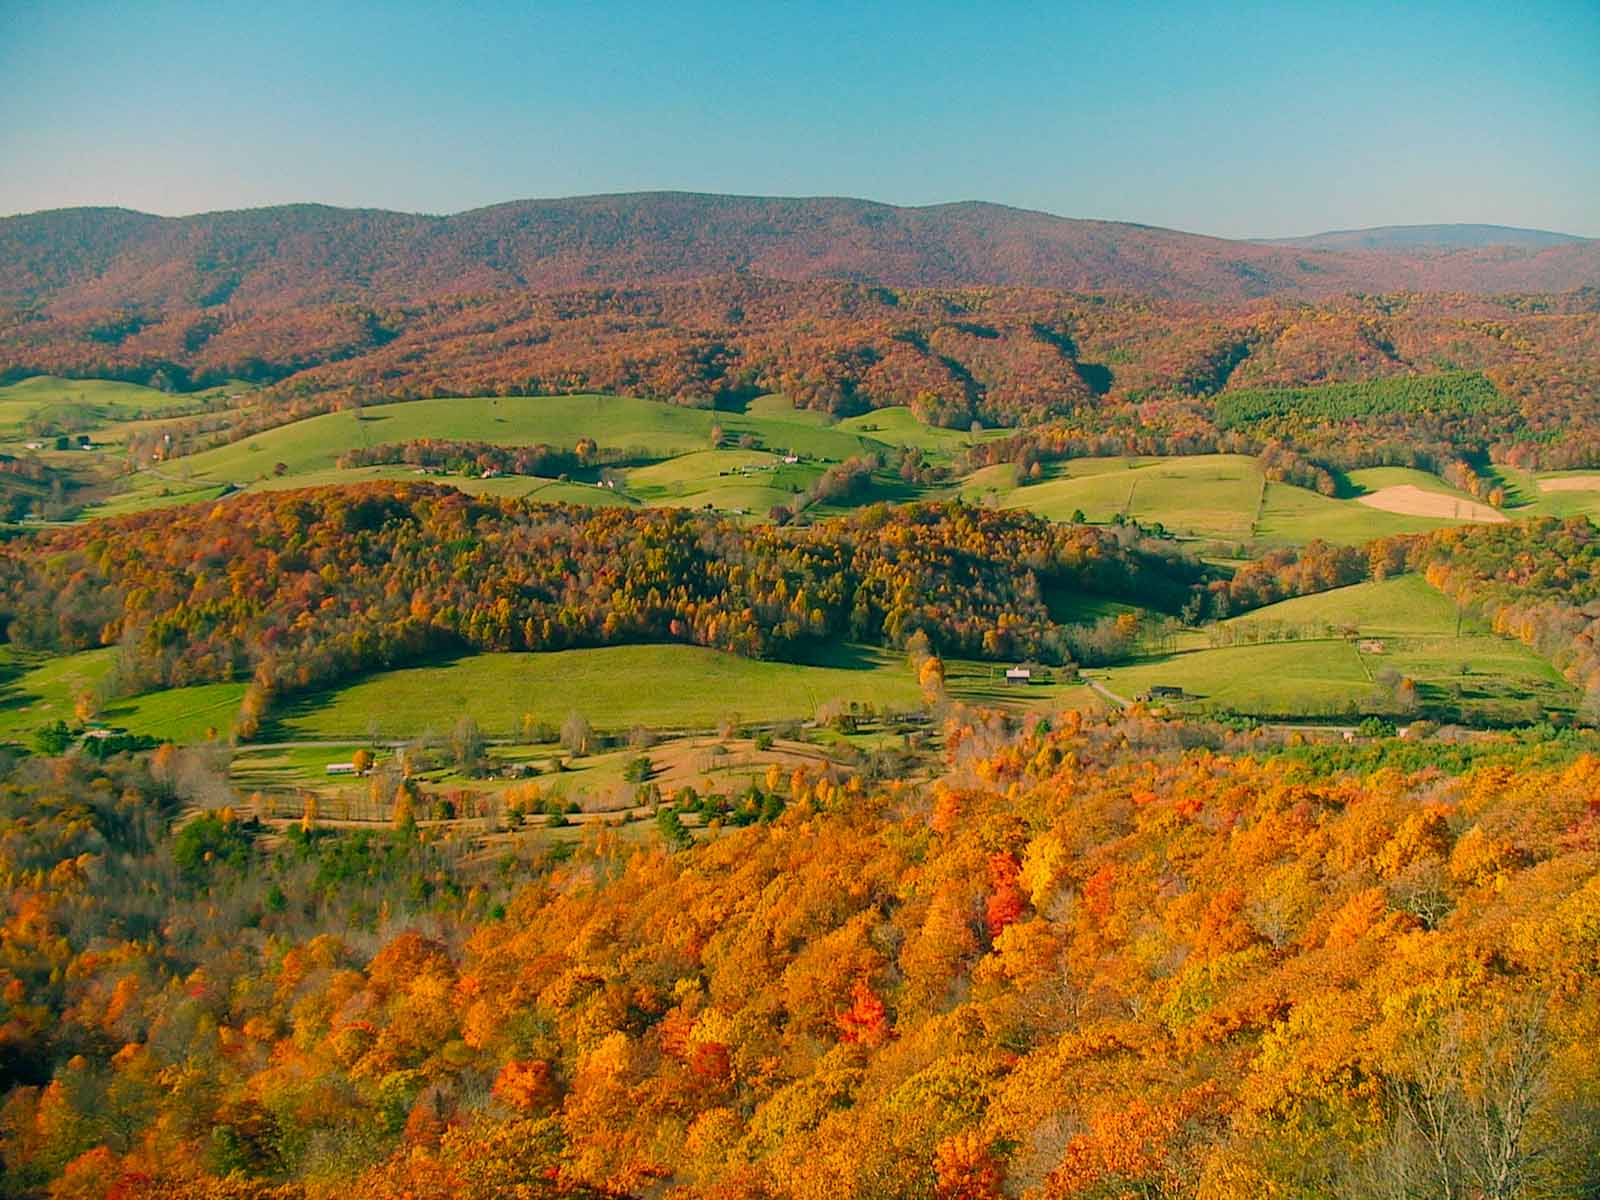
top-left (1, 712), bottom-right (1597, 1197)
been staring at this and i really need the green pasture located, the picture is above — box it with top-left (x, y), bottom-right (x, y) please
top-left (835, 406), bottom-right (1009, 459)
top-left (961, 454), bottom-right (1494, 545)
top-left (961, 454), bottom-right (1266, 538)
top-left (85, 392), bottom-right (904, 516)
top-left (0, 647), bottom-right (247, 745)
top-left (264, 642), bottom-right (1086, 741)
top-left (0, 376), bottom-right (215, 438)
top-left (1254, 479), bottom-right (1461, 543)
top-left (623, 449), bottom-right (818, 512)
top-left (1219, 575), bottom-right (1464, 638)
top-left (1095, 573), bottom-right (1573, 723)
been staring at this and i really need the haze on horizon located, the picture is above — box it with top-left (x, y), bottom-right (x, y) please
top-left (2, 0), bottom-right (1597, 240)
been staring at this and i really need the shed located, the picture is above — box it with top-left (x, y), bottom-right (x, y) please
top-left (1005, 667), bottom-right (1033, 683)
top-left (326, 762), bottom-right (357, 776)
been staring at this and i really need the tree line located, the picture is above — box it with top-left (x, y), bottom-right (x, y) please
top-left (0, 485), bottom-right (1208, 735)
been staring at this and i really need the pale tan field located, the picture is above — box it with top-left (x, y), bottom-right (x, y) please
top-left (1356, 485), bottom-right (1505, 523)
top-left (1538, 475), bottom-right (1600, 493)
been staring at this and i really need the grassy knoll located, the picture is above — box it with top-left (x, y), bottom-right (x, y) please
top-left (269, 643), bottom-right (925, 739)
top-left (1093, 576), bottom-right (1574, 723)
top-left (0, 375), bottom-right (220, 439)
top-left (961, 455), bottom-right (1494, 545)
top-left (836, 406), bottom-right (1009, 459)
top-left (1097, 636), bottom-right (1571, 723)
top-left (85, 393), bottom-right (899, 518)
top-left (0, 647), bottom-right (247, 745)
top-left (623, 449), bottom-right (818, 512)
top-left (962, 454), bottom-right (1266, 538)
top-left (266, 642), bottom-right (1087, 741)
top-left (1220, 574), bottom-right (1462, 637)
top-left (1254, 479), bottom-right (1461, 543)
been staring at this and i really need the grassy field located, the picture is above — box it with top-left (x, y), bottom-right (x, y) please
top-left (266, 642), bottom-right (1087, 740)
top-left (1255, 478), bottom-right (1463, 543)
top-left (0, 647), bottom-right (247, 744)
top-left (1098, 634), bottom-right (1570, 723)
top-left (960, 455), bottom-right (1480, 544)
top-left (1514, 470), bottom-right (1600, 521)
top-left (960, 455), bottom-right (1266, 537)
top-left (82, 393), bottom-right (909, 519)
top-left (30, 372), bottom-right (1581, 562)
top-left (835, 406), bottom-right (1009, 457)
top-left (0, 376), bottom-right (220, 439)
top-left (623, 449), bottom-right (819, 512)
top-left (1093, 576), bottom-right (1574, 722)
top-left (1222, 574), bottom-right (1462, 636)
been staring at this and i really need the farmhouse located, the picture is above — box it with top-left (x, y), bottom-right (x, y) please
top-left (1005, 666), bottom-right (1032, 683)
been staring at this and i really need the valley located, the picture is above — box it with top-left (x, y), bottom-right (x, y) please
top-left (2, 192), bottom-right (1598, 1199)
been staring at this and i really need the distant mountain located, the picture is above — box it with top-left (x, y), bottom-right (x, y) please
top-left (1259, 223), bottom-right (1589, 254)
top-left (2, 194), bottom-right (1598, 314)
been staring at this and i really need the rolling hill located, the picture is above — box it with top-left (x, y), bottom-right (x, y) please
top-left (1258, 222), bottom-right (1590, 253)
top-left (4, 194), bottom-right (1598, 315)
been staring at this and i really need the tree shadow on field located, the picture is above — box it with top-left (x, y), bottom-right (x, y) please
top-left (789, 642), bottom-right (890, 672)
top-left (255, 649), bottom-right (477, 741)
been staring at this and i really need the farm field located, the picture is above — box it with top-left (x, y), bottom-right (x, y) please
top-left (0, 375), bottom-right (223, 441)
top-left (968, 454), bottom-right (1264, 537)
top-left (265, 642), bottom-right (1087, 741)
top-left (961, 455), bottom-right (1487, 543)
top-left (1519, 471), bottom-right (1600, 520)
top-left (1254, 479), bottom-right (1464, 542)
top-left (835, 405), bottom-right (1010, 455)
top-left (79, 391), bottom-right (908, 519)
top-left (1096, 635), bottom-right (1571, 722)
top-left (1219, 574), bottom-right (1462, 637)
top-left (231, 729), bottom-right (877, 820)
top-left (243, 465), bottom-right (634, 507)
top-left (1093, 576), bottom-right (1575, 722)
top-left (0, 647), bottom-right (248, 744)
top-left (37, 375), bottom-right (1523, 547)
top-left (622, 449), bottom-right (818, 512)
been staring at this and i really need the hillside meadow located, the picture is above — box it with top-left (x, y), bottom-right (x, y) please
top-left (85, 392), bottom-right (900, 517)
top-left (266, 643), bottom-right (1085, 741)
top-left (0, 647), bottom-right (247, 744)
top-left (1093, 576), bottom-right (1577, 722)
top-left (961, 455), bottom-right (1485, 544)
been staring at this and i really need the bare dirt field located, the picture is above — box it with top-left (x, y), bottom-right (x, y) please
top-left (1538, 475), bottom-right (1600, 493)
top-left (1356, 485), bottom-right (1505, 523)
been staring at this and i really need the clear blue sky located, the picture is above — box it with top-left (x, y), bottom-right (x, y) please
top-left (3, 0), bottom-right (1596, 237)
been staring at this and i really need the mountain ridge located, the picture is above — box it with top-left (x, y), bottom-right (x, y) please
top-left (1257, 222), bottom-right (1589, 253)
top-left (3, 193), bottom-right (1597, 311)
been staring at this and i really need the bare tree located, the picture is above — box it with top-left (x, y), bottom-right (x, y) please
top-left (1348, 996), bottom-right (1556, 1200)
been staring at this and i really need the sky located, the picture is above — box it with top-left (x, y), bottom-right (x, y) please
top-left (2, 0), bottom-right (1597, 238)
